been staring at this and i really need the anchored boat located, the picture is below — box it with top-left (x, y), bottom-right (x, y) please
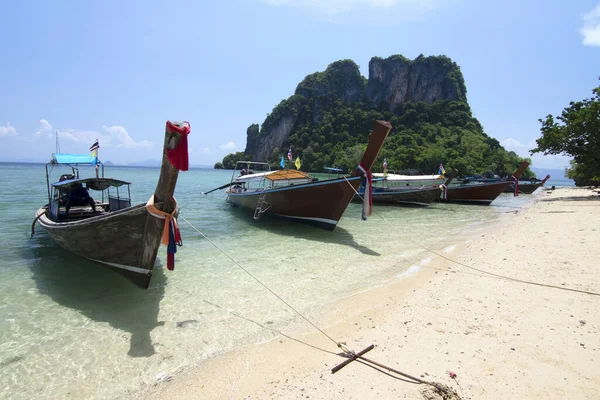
top-left (32, 120), bottom-right (190, 288)
top-left (352, 169), bottom-right (458, 207)
top-left (220, 120), bottom-right (392, 230)
top-left (503, 174), bottom-right (551, 194)
top-left (441, 161), bottom-right (530, 205)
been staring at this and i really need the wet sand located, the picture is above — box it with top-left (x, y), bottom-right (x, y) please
top-left (134, 187), bottom-right (600, 400)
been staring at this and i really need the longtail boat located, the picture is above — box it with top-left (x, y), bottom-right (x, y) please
top-left (220, 120), bottom-right (392, 230)
top-left (32, 120), bottom-right (190, 288)
top-left (440, 161), bottom-right (530, 205)
top-left (371, 172), bottom-right (445, 186)
top-left (503, 174), bottom-right (551, 194)
top-left (352, 169), bottom-right (458, 206)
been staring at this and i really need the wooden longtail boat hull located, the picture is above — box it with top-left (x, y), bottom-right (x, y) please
top-left (503, 174), bottom-right (550, 194)
top-left (503, 182), bottom-right (542, 194)
top-left (226, 120), bottom-right (392, 230)
top-left (440, 162), bottom-right (530, 205)
top-left (442, 181), bottom-right (513, 205)
top-left (228, 176), bottom-right (362, 230)
top-left (36, 203), bottom-right (167, 287)
top-left (352, 186), bottom-right (442, 206)
top-left (34, 121), bottom-right (189, 288)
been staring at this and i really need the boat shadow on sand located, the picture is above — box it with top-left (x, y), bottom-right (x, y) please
top-left (25, 234), bottom-right (165, 358)
top-left (222, 205), bottom-right (380, 256)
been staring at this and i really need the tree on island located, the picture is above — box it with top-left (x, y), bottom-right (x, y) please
top-left (531, 84), bottom-right (600, 186)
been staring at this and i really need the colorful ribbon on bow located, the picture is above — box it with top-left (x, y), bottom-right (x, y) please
top-left (439, 184), bottom-right (448, 200)
top-left (146, 195), bottom-right (182, 271)
top-left (357, 162), bottom-right (373, 220)
top-left (511, 175), bottom-right (519, 197)
top-left (166, 121), bottom-right (191, 171)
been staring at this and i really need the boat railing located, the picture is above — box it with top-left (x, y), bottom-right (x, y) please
top-left (108, 195), bottom-right (131, 211)
top-left (107, 184), bottom-right (131, 211)
top-left (229, 160), bottom-right (273, 191)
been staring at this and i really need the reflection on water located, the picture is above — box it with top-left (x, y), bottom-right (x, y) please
top-left (28, 237), bottom-right (166, 358)
top-left (0, 164), bottom-right (538, 399)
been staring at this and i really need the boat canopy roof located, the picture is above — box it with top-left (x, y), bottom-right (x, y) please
top-left (324, 167), bottom-right (343, 172)
top-left (234, 169), bottom-right (311, 183)
top-left (265, 169), bottom-right (311, 181)
top-left (372, 173), bottom-right (444, 181)
top-left (51, 153), bottom-right (99, 165)
top-left (51, 177), bottom-right (130, 190)
top-left (234, 171), bottom-right (273, 182)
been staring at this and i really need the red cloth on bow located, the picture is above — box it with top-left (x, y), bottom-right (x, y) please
top-left (166, 121), bottom-right (191, 171)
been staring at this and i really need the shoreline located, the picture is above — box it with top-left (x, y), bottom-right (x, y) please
top-left (133, 187), bottom-right (600, 400)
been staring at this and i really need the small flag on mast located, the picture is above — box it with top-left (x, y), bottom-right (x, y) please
top-left (438, 163), bottom-right (445, 175)
top-left (280, 155), bottom-right (285, 168)
top-left (90, 138), bottom-right (99, 166)
top-left (295, 156), bottom-right (301, 170)
top-left (90, 139), bottom-right (99, 152)
top-left (383, 158), bottom-right (388, 176)
top-left (287, 148), bottom-right (292, 161)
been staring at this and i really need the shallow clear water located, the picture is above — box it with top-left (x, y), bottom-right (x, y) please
top-left (0, 163), bottom-right (535, 399)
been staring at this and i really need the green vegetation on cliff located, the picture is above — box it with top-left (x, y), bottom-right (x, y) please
top-left (221, 55), bottom-right (532, 178)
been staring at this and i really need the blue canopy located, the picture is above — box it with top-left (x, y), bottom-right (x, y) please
top-left (52, 153), bottom-right (99, 165)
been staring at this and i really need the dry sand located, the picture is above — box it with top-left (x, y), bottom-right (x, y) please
top-left (137, 187), bottom-right (600, 400)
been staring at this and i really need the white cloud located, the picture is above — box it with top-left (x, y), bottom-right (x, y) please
top-left (263, 0), bottom-right (434, 15)
top-left (40, 119), bottom-right (52, 130)
top-left (102, 125), bottom-right (154, 149)
top-left (500, 137), bottom-right (534, 153)
top-left (35, 119), bottom-right (53, 137)
top-left (219, 141), bottom-right (236, 150)
top-left (52, 125), bottom-right (153, 150)
top-left (0, 123), bottom-right (17, 137)
top-left (500, 137), bottom-right (571, 169)
top-left (581, 4), bottom-right (600, 46)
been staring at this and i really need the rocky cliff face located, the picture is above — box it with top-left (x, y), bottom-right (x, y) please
top-left (365, 55), bottom-right (466, 111)
top-left (245, 114), bottom-right (297, 162)
top-left (242, 54), bottom-right (467, 162)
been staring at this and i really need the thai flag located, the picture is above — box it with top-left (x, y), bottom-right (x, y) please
top-left (287, 148), bottom-right (292, 161)
top-left (89, 139), bottom-right (99, 151)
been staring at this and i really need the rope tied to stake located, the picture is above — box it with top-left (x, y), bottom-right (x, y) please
top-left (179, 213), bottom-right (464, 399)
top-left (357, 162), bottom-right (373, 220)
top-left (146, 195), bottom-right (182, 270)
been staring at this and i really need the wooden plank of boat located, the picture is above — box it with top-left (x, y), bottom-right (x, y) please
top-left (442, 161), bottom-right (530, 205)
top-left (226, 120), bottom-right (392, 230)
top-left (34, 120), bottom-right (190, 288)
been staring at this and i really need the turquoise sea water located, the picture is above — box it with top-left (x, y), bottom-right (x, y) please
top-left (0, 163), bottom-right (541, 399)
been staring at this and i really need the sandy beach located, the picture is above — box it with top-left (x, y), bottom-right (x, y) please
top-left (135, 187), bottom-right (600, 400)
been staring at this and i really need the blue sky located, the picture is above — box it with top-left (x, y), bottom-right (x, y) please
top-left (0, 0), bottom-right (598, 169)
